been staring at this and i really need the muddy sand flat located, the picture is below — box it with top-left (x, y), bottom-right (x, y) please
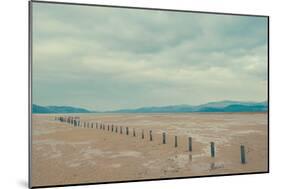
top-left (31, 113), bottom-right (268, 187)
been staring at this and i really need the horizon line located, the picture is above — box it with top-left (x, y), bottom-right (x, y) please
top-left (32, 99), bottom-right (268, 112)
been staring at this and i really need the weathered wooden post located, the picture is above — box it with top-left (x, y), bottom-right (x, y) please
top-left (108, 125), bottom-right (110, 131)
top-left (115, 126), bottom-right (118, 133)
top-left (91, 123), bottom-right (93, 128)
top-left (149, 130), bottom-right (152, 141)
top-left (87, 122), bottom-right (89, 128)
top-left (210, 142), bottom-right (215, 158)
top-left (175, 136), bottom-right (178, 148)
top-left (84, 122), bottom-right (86, 128)
top-left (74, 120), bottom-right (77, 127)
top-left (120, 126), bottom-right (123, 134)
top-left (142, 130), bottom-right (144, 139)
top-left (112, 124), bottom-right (114, 132)
top-left (78, 121), bottom-right (80, 127)
top-left (133, 129), bottom-right (136, 137)
top-left (103, 124), bottom-right (105, 130)
top-left (162, 132), bottom-right (166, 144)
top-left (126, 127), bottom-right (129, 135)
top-left (188, 137), bottom-right (192, 152)
top-left (240, 145), bottom-right (246, 164)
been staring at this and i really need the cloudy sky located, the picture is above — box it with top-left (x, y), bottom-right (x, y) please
top-left (32, 2), bottom-right (268, 111)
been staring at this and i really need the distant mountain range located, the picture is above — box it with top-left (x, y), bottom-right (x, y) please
top-left (32, 104), bottom-right (92, 114)
top-left (107, 100), bottom-right (268, 113)
top-left (32, 100), bottom-right (268, 114)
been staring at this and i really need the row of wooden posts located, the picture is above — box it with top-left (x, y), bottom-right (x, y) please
top-left (55, 116), bottom-right (246, 164)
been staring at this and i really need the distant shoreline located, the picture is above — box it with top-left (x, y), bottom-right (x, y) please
top-left (32, 100), bottom-right (268, 114)
top-left (32, 111), bottom-right (268, 115)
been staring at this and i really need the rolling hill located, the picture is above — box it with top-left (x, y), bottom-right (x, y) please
top-left (32, 100), bottom-right (268, 114)
top-left (32, 104), bottom-right (92, 114)
top-left (107, 101), bottom-right (268, 113)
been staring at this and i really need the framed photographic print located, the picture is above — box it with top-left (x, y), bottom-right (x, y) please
top-left (29, 0), bottom-right (269, 188)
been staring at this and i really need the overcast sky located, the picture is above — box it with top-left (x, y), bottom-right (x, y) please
top-left (32, 2), bottom-right (268, 111)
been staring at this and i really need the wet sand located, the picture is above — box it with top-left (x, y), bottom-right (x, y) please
top-left (31, 113), bottom-right (268, 187)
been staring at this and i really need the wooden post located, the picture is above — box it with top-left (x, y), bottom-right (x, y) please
top-left (188, 137), bottom-right (192, 152)
top-left (87, 122), bottom-right (89, 128)
top-left (240, 145), bottom-right (246, 164)
top-left (108, 125), bottom-right (109, 131)
top-left (115, 126), bottom-right (118, 133)
top-left (100, 124), bottom-right (102, 129)
top-left (84, 122), bottom-right (86, 128)
top-left (120, 126), bottom-right (122, 134)
top-left (91, 123), bottom-right (93, 128)
top-left (112, 125), bottom-right (114, 132)
top-left (126, 127), bottom-right (129, 135)
top-left (210, 142), bottom-right (215, 158)
top-left (133, 129), bottom-right (136, 137)
top-left (149, 130), bottom-right (152, 141)
top-left (162, 132), bottom-right (166, 144)
top-left (103, 124), bottom-right (105, 130)
top-left (142, 130), bottom-right (144, 139)
top-left (175, 136), bottom-right (178, 148)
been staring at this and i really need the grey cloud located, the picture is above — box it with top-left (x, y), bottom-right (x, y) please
top-left (32, 2), bottom-right (268, 110)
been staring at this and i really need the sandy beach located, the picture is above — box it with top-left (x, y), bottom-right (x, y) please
top-left (31, 113), bottom-right (268, 187)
